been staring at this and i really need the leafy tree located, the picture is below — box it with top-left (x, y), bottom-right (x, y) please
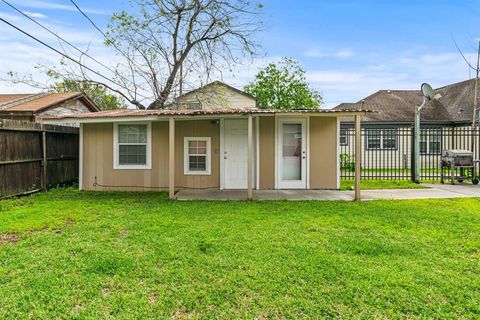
top-left (7, 65), bottom-right (124, 110)
top-left (244, 58), bottom-right (322, 109)
top-left (50, 79), bottom-right (124, 110)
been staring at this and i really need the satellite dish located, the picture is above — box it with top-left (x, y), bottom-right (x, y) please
top-left (421, 83), bottom-right (435, 100)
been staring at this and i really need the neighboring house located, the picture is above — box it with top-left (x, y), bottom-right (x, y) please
top-left (0, 92), bottom-right (99, 122)
top-left (172, 81), bottom-right (257, 110)
top-left (44, 108), bottom-right (367, 198)
top-left (334, 79), bottom-right (480, 169)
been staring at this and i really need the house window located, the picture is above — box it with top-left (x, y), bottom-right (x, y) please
top-left (340, 128), bottom-right (349, 146)
top-left (184, 137), bottom-right (211, 175)
top-left (420, 129), bottom-right (442, 155)
top-left (186, 102), bottom-right (202, 110)
top-left (114, 123), bottom-right (151, 169)
top-left (366, 129), bottom-right (398, 150)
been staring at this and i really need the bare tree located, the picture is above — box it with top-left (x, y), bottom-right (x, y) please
top-left (454, 38), bottom-right (480, 152)
top-left (74, 0), bottom-right (263, 109)
top-left (5, 0), bottom-right (263, 109)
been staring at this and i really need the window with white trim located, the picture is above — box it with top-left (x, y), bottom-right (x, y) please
top-left (186, 102), bottom-right (202, 110)
top-left (114, 123), bottom-right (151, 169)
top-left (340, 128), bottom-right (349, 146)
top-left (184, 137), bottom-right (211, 175)
top-left (366, 128), bottom-right (398, 150)
top-left (420, 128), bottom-right (442, 155)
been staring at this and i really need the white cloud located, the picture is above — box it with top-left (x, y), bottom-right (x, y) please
top-left (420, 53), bottom-right (458, 64)
top-left (22, 11), bottom-right (47, 19)
top-left (13, 0), bottom-right (107, 15)
top-left (336, 49), bottom-right (354, 58)
top-left (304, 48), bottom-right (354, 59)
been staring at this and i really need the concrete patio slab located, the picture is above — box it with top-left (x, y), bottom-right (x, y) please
top-left (174, 184), bottom-right (480, 201)
top-left (421, 183), bottom-right (480, 197)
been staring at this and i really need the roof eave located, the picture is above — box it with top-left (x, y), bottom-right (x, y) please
top-left (42, 110), bottom-right (370, 124)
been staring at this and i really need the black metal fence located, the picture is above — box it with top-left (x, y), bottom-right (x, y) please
top-left (340, 125), bottom-right (480, 180)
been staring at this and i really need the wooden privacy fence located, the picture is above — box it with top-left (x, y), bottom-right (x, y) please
top-left (0, 119), bottom-right (79, 198)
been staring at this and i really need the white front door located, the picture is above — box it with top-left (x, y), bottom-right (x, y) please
top-left (277, 118), bottom-right (307, 189)
top-left (224, 119), bottom-right (248, 189)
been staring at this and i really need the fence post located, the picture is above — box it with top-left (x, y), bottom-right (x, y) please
top-left (410, 126), bottom-right (416, 182)
top-left (42, 130), bottom-right (47, 191)
top-left (451, 126), bottom-right (455, 150)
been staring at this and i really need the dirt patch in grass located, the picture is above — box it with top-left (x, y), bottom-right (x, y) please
top-left (0, 233), bottom-right (20, 245)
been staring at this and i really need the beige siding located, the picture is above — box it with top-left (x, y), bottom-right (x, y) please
top-left (82, 116), bottom-right (342, 192)
top-left (309, 117), bottom-right (338, 189)
top-left (259, 116), bottom-right (275, 189)
top-left (177, 83), bottom-right (256, 109)
top-left (82, 120), bottom-right (220, 191)
top-left (175, 120), bottom-right (220, 188)
top-left (82, 122), bottom-right (169, 191)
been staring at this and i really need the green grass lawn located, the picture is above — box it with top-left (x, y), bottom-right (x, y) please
top-left (340, 179), bottom-right (427, 190)
top-left (0, 188), bottom-right (479, 319)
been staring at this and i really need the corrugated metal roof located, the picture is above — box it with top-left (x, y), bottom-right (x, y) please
top-left (44, 107), bottom-right (370, 120)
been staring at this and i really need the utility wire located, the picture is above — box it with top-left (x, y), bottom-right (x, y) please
top-left (2, 0), bottom-right (149, 101)
top-left (2, 0), bottom-right (119, 76)
top-left (0, 16), bottom-right (143, 99)
top-left (69, 0), bottom-right (145, 72)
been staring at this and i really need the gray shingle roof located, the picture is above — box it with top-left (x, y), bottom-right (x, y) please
top-left (334, 79), bottom-right (478, 123)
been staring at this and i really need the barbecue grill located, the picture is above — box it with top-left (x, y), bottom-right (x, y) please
top-left (440, 149), bottom-right (479, 185)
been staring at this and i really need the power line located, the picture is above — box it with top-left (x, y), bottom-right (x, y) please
top-left (2, 0), bottom-right (150, 101)
top-left (69, 0), bottom-right (145, 72)
top-left (2, 0), bottom-right (118, 76)
top-left (70, 0), bottom-right (108, 39)
top-left (0, 16), bottom-right (145, 100)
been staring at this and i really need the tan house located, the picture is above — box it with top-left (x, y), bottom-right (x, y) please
top-left (0, 92), bottom-right (99, 122)
top-left (45, 107), bottom-right (367, 199)
top-left (173, 81), bottom-right (257, 110)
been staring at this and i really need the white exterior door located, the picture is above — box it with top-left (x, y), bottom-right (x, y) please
top-left (277, 118), bottom-right (307, 189)
top-left (224, 119), bottom-right (248, 189)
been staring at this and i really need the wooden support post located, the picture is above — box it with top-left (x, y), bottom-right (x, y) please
top-left (41, 130), bottom-right (47, 191)
top-left (247, 115), bottom-right (253, 200)
top-left (354, 115), bottom-right (361, 201)
top-left (169, 117), bottom-right (175, 200)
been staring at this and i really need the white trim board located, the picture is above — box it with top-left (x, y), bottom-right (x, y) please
top-left (255, 116), bottom-right (260, 190)
top-left (336, 117), bottom-right (341, 189)
top-left (276, 116), bottom-right (308, 189)
top-left (113, 122), bottom-right (152, 170)
top-left (79, 123), bottom-right (83, 190)
top-left (183, 137), bottom-right (212, 175)
top-left (306, 116), bottom-right (310, 190)
top-left (219, 118), bottom-right (225, 190)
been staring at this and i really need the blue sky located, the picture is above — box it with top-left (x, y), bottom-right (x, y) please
top-left (0, 0), bottom-right (479, 107)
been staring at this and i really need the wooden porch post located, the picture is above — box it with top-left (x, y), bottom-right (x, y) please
top-left (247, 114), bottom-right (253, 200)
top-left (355, 115), bottom-right (362, 201)
top-left (169, 117), bottom-right (175, 200)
